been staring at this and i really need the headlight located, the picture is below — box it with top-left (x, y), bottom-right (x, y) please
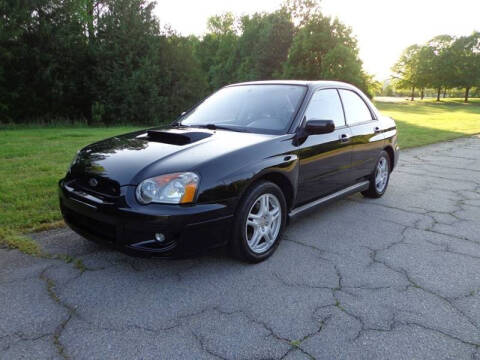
top-left (136, 172), bottom-right (200, 204)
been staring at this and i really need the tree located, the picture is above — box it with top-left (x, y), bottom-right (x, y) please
top-left (393, 34), bottom-right (480, 102)
top-left (282, 14), bottom-right (370, 96)
top-left (92, 0), bottom-right (208, 124)
top-left (160, 34), bottom-right (208, 119)
top-left (92, 0), bottom-right (161, 124)
top-left (281, 0), bottom-right (321, 27)
top-left (427, 35), bottom-right (456, 101)
top-left (392, 45), bottom-right (423, 100)
top-left (194, 13), bottom-right (239, 91)
top-left (0, 0), bottom-right (113, 123)
top-left (416, 45), bottom-right (435, 100)
top-left (0, 0), bottom-right (32, 121)
top-left (0, 0), bottom-right (381, 124)
top-left (451, 32), bottom-right (480, 102)
top-left (364, 74), bottom-right (382, 97)
top-left (235, 10), bottom-right (294, 81)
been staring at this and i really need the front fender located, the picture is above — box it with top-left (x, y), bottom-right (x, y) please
top-left (240, 154), bottom-right (299, 202)
top-left (197, 153), bottom-right (299, 208)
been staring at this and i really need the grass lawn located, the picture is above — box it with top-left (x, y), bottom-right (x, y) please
top-left (375, 98), bottom-right (480, 148)
top-left (1, 98), bottom-right (479, 254)
top-left (0, 126), bottom-right (140, 254)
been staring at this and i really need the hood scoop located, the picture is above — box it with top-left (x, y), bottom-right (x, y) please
top-left (146, 130), bottom-right (212, 145)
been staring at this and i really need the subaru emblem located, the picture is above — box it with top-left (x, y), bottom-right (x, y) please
top-left (88, 178), bottom-right (98, 187)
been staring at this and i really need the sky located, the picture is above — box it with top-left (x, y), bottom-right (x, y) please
top-left (154, 0), bottom-right (480, 81)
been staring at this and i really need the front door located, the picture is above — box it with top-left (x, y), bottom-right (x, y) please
top-left (295, 89), bottom-right (353, 206)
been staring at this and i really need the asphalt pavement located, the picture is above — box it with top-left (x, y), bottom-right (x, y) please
top-left (1, 135), bottom-right (480, 360)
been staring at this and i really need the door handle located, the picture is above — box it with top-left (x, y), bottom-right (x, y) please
top-left (339, 133), bottom-right (351, 143)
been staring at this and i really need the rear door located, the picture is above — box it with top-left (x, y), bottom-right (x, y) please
top-left (295, 88), bottom-right (353, 205)
top-left (338, 89), bottom-right (385, 182)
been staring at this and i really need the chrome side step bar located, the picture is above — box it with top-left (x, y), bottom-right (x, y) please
top-left (289, 180), bottom-right (370, 218)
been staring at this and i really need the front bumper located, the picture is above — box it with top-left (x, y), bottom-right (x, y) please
top-left (58, 179), bottom-right (235, 256)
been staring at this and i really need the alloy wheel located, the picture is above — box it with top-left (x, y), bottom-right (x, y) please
top-left (245, 193), bottom-right (282, 254)
top-left (375, 157), bottom-right (389, 193)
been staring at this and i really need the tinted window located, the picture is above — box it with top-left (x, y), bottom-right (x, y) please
top-left (339, 89), bottom-right (373, 125)
top-left (180, 85), bottom-right (307, 134)
top-left (304, 89), bottom-right (345, 128)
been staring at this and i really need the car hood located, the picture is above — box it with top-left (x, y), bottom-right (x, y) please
top-left (69, 126), bottom-right (278, 186)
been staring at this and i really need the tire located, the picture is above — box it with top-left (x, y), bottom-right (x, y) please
top-left (361, 150), bottom-right (391, 198)
top-left (230, 181), bottom-right (287, 263)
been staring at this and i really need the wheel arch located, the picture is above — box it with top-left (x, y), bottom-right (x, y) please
top-left (383, 145), bottom-right (395, 172)
top-left (261, 172), bottom-right (295, 211)
top-left (238, 171), bottom-right (295, 212)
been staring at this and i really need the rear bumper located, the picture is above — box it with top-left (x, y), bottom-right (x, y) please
top-left (59, 180), bottom-right (235, 257)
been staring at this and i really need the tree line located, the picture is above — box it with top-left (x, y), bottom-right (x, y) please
top-left (392, 32), bottom-right (480, 102)
top-left (0, 0), bottom-right (377, 125)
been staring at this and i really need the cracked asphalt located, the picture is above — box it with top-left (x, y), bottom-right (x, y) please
top-left (2, 135), bottom-right (480, 360)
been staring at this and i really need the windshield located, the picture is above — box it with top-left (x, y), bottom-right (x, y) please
top-left (179, 84), bottom-right (307, 134)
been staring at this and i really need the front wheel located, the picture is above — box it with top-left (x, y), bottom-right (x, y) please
top-left (362, 151), bottom-right (390, 198)
top-left (230, 181), bottom-right (287, 263)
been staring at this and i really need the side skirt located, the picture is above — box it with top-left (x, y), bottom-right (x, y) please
top-left (288, 180), bottom-right (370, 219)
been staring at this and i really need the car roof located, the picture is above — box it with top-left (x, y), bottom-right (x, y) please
top-left (226, 80), bottom-right (358, 90)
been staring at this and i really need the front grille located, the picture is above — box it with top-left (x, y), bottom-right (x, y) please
top-left (69, 177), bottom-right (120, 198)
top-left (63, 207), bottom-right (116, 242)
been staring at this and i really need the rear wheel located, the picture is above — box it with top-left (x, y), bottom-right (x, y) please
top-left (362, 151), bottom-right (390, 198)
top-left (230, 181), bottom-right (286, 263)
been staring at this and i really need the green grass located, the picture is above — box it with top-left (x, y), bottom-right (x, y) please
top-left (0, 126), bottom-right (140, 253)
top-left (1, 98), bottom-right (479, 254)
top-left (375, 98), bottom-right (480, 149)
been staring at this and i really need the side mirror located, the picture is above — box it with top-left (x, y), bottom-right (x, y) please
top-left (305, 119), bottom-right (335, 135)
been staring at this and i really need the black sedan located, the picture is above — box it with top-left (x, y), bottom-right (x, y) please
top-left (59, 81), bottom-right (399, 262)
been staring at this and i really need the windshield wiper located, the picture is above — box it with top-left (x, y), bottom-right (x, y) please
top-left (194, 124), bottom-right (243, 132)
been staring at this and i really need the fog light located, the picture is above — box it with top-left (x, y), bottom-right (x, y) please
top-left (154, 233), bottom-right (166, 243)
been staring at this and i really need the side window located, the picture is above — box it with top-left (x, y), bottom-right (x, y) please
top-left (304, 89), bottom-right (345, 128)
top-left (338, 89), bottom-right (373, 125)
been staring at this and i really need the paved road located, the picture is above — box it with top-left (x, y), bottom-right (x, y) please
top-left (2, 136), bottom-right (480, 360)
